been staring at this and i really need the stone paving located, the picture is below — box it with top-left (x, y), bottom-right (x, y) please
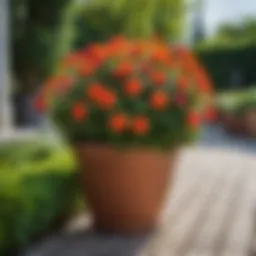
top-left (23, 125), bottom-right (256, 256)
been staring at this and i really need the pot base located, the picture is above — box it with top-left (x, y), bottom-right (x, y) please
top-left (92, 220), bottom-right (157, 235)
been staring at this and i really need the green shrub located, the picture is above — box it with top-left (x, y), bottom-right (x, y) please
top-left (217, 87), bottom-right (256, 115)
top-left (0, 140), bottom-right (79, 255)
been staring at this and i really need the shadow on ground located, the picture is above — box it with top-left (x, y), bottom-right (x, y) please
top-left (199, 124), bottom-right (256, 155)
top-left (23, 229), bottom-right (152, 256)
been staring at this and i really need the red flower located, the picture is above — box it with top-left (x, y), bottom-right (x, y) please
top-left (196, 69), bottom-right (213, 94)
top-left (152, 48), bottom-right (172, 66)
top-left (124, 78), bottom-right (142, 96)
top-left (87, 83), bottom-right (103, 102)
top-left (99, 90), bottom-right (117, 110)
top-left (87, 83), bottom-right (117, 110)
top-left (108, 36), bottom-right (128, 51)
top-left (150, 91), bottom-right (169, 110)
top-left (108, 113), bottom-right (128, 133)
top-left (86, 44), bottom-right (109, 65)
top-left (187, 111), bottom-right (200, 129)
top-left (150, 71), bottom-right (166, 85)
top-left (177, 76), bottom-right (189, 90)
top-left (78, 61), bottom-right (96, 76)
top-left (132, 116), bottom-right (150, 135)
top-left (72, 103), bottom-right (87, 122)
top-left (113, 61), bottom-right (133, 77)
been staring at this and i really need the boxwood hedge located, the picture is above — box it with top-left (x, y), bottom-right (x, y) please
top-left (0, 139), bottom-right (79, 255)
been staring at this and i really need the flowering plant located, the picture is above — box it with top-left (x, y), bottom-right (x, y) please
top-left (35, 37), bottom-right (214, 148)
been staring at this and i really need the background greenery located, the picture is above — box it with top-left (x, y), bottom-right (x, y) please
top-left (11, 0), bottom-right (186, 93)
top-left (195, 17), bottom-right (256, 91)
top-left (217, 87), bottom-right (256, 116)
top-left (72, 0), bottom-right (185, 49)
top-left (196, 45), bottom-right (256, 90)
top-left (11, 0), bottom-right (77, 93)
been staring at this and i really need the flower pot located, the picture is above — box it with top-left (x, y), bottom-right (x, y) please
top-left (35, 38), bottom-right (214, 234)
top-left (74, 144), bottom-right (177, 234)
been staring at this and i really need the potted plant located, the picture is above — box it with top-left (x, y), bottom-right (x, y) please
top-left (34, 37), bottom-right (214, 234)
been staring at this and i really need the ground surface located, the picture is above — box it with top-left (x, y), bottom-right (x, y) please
top-left (23, 125), bottom-right (256, 256)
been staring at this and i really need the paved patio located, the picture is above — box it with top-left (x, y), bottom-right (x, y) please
top-left (23, 126), bottom-right (256, 256)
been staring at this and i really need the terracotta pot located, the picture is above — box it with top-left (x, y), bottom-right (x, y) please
top-left (74, 144), bottom-right (177, 234)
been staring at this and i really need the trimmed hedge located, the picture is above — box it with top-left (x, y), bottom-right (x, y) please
top-left (217, 87), bottom-right (256, 115)
top-left (196, 45), bottom-right (256, 91)
top-left (0, 140), bottom-right (79, 255)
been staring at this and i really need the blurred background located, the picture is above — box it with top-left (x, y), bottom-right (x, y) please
top-left (0, 0), bottom-right (255, 255)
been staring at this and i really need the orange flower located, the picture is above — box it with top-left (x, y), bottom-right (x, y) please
top-left (124, 78), bottom-right (142, 96)
top-left (131, 44), bottom-right (144, 55)
top-left (72, 102), bottom-right (87, 122)
top-left (108, 36), bottom-right (127, 47)
top-left (113, 61), bottom-right (133, 77)
top-left (132, 116), bottom-right (150, 135)
top-left (78, 61), bottom-right (96, 76)
top-left (87, 82), bottom-right (104, 100)
top-left (98, 90), bottom-right (117, 109)
top-left (177, 75), bottom-right (189, 90)
top-left (174, 46), bottom-right (201, 75)
top-left (40, 75), bottom-right (74, 101)
top-left (108, 113), bottom-right (128, 133)
top-left (87, 83), bottom-right (117, 110)
top-left (86, 44), bottom-right (109, 65)
top-left (150, 71), bottom-right (166, 85)
top-left (152, 47), bottom-right (172, 65)
top-left (195, 67), bottom-right (213, 94)
top-left (150, 91), bottom-right (169, 110)
top-left (108, 36), bottom-right (129, 51)
top-left (187, 111), bottom-right (200, 129)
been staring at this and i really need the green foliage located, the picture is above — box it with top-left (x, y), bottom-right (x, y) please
top-left (12, 0), bottom-right (186, 92)
top-left (194, 17), bottom-right (256, 90)
top-left (195, 45), bottom-right (256, 90)
top-left (72, 0), bottom-right (185, 49)
top-left (196, 16), bottom-right (256, 49)
top-left (0, 140), bottom-right (78, 255)
top-left (11, 0), bottom-right (78, 91)
top-left (217, 87), bottom-right (256, 115)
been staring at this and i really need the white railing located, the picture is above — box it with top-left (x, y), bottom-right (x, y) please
top-left (0, 0), bottom-right (40, 141)
top-left (0, 0), bottom-right (13, 134)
